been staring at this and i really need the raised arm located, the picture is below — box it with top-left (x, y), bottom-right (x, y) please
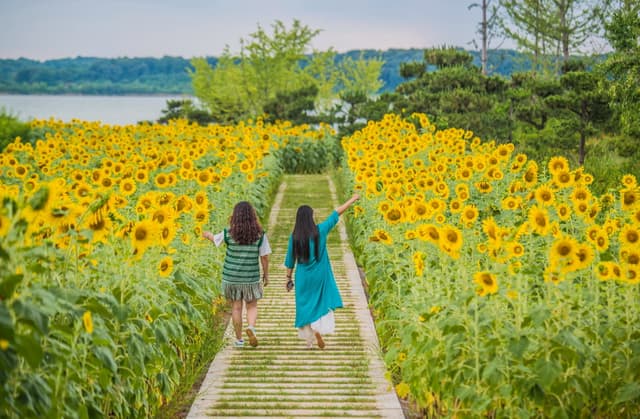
top-left (335, 193), bottom-right (360, 216)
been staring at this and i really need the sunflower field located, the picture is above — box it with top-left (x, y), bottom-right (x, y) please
top-left (341, 113), bottom-right (640, 417)
top-left (0, 117), bottom-right (334, 417)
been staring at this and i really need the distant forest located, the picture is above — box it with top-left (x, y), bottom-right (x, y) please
top-left (0, 49), bottom-right (538, 95)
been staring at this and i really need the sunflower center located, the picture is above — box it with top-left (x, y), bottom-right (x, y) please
top-left (135, 229), bottom-right (147, 240)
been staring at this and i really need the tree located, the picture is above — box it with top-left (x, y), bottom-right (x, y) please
top-left (500, 0), bottom-right (607, 72)
top-left (600, 0), bottom-right (640, 138)
top-left (190, 20), bottom-right (384, 124)
top-left (387, 47), bottom-right (510, 140)
top-left (549, 0), bottom-right (605, 63)
top-left (263, 84), bottom-right (319, 125)
top-left (469, 0), bottom-right (505, 75)
top-left (190, 53), bottom-right (250, 123)
top-left (500, 0), bottom-right (556, 73)
top-left (239, 20), bottom-right (320, 112)
top-left (157, 99), bottom-right (214, 125)
top-left (337, 53), bottom-right (384, 98)
top-left (546, 70), bottom-right (611, 164)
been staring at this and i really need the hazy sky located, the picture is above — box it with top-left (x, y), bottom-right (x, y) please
top-left (0, 0), bottom-right (513, 60)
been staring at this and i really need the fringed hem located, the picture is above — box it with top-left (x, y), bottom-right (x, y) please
top-left (222, 281), bottom-right (263, 302)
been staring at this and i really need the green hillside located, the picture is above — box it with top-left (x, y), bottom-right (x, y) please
top-left (0, 49), bottom-right (533, 95)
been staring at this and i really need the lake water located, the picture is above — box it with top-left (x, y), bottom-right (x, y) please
top-left (0, 94), bottom-right (194, 125)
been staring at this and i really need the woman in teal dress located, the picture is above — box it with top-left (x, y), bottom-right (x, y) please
top-left (284, 193), bottom-right (360, 349)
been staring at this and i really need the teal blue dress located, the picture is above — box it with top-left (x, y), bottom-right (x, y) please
top-left (284, 210), bottom-right (344, 328)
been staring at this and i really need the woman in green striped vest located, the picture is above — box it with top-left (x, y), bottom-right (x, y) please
top-left (203, 201), bottom-right (271, 347)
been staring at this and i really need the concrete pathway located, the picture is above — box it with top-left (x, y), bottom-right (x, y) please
top-left (187, 174), bottom-right (404, 418)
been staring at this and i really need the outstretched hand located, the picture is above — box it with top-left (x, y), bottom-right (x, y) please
top-left (336, 193), bottom-right (361, 215)
top-left (202, 231), bottom-right (214, 241)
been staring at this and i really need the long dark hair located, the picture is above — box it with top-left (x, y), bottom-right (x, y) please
top-left (292, 205), bottom-right (319, 263)
top-left (229, 201), bottom-right (263, 245)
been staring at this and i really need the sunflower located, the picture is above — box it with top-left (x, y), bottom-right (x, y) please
top-left (405, 229), bottom-right (417, 240)
top-left (620, 246), bottom-right (640, 265)
top-left (412, 201), bottom-right (430, 220)
top-left (412, 251), bottom-right (426, 277)
top-left (450, 198), bottom-right (464, 214)
top-left (194, 208), bottom-right (209, 225)
top-left (119, 179), bottom-right (137, 197)
top-left (585, 225), bottom-right (601, 244)
top-left (220, 166), bottom-right (232, 178)
top-left (555, 203), bottom-right (571, 221)
top-left (460, 205), bottom-right (479, 227)
top-left (573, 243), bottom-right (595, 270)
top-left (473, 271), bottom-right (498, 296)
top-left (427, 198), bottom-right (446, 214)
top-left (573, 200), bottom-right (589, 217)
top-left (600, 193), bottom-right (615, 209)
top-left (553, 171), bottom-right (574, 189)
top-left (594, 231), bottom-right (610, 252)
top-left (474, 180), bottom-right (493, 194)
top-left (619, 225), bottom-right (640, 247)
top-left (528, 205), bottom-right (551, 235)
top-left (455, 183), bottom-right (470, 200)
top-left (370, 229), bottom-right (393, 245)
top-left (131, 219), bottom-right (161, 256)
top-left (535, 185), bottom-right (555, 206)
top-left (134, 168), bottom-right (149, 184)
top-left (603, 219), bottom-right (620, 236)
top-left (621, 188), bottom-right (639, 211)
top-left (543, 266), bottom-right (565, 285)
top-left (548, 156), bottom-right (569, 175)
top-left (154, 173), bottom-right (170, 188)
top-left (623, 265), bottom-right (639, 284)
top-left (0, 212), bottom-right (9, 237)
top-left (571, 186), bottom-right (592, 202)
top-left (523, 162), bottom-right (538, 187)
top-left (495, 144), bottom-right (513, 160)
top-left (378, 200), bottom-right (392, 214)
top-left (196, 170), bottom-right (212, 187)
top-left (159, 223), bottom-right (177, 247)
top-left (193, 191), bottom-right (208, 209)
top-left (151, 207), bottom-right (175, 225)
top-left (596, 261), bottom-right (615, 280)
top-left (73, 181), bottom-right (93, 201)
top-left (82, 311), bottom-right (93, 334)
top-left (501, 196), bottom-right (521, 211)
top-left (621, 174), bottom-right (638, 189)
top-left (456, 167), bottom-right (473, 180)
top-left (137, 192), bottom-right (155, 212)
top-left (158, 256), bottom-right (174, 277)
top-left (417, 223), bottom-right (440, 243)
top-left (506, 241), bottom-right (525, 258)
top-left (549, 234), bottom-right (578, 262)
top-left (441, 225), bottom-right (463, 252)
top-left (84, 210), bottom-right (114, 244)
top-left (383, 205), bottom-right (404, 225)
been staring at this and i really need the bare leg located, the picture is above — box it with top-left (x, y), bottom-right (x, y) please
top-left (245, 299), bottom-right (259, 347)
top-left (231, 300), bottom-right (243, 340)
top-left (245, 299), bottom-right (258, 327)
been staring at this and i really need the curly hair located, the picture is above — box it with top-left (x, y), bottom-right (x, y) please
top-left (229, 201), bottom-right (263, 244)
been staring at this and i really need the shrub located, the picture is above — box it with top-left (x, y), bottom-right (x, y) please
top-left (0, 110), bottom-right (30, 152)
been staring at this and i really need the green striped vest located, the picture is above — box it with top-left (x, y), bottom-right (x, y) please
top-left (222, 229), bottom-right (264, 284)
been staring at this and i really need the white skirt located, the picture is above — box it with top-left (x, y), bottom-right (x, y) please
top-left (298, 310), bottom-right (335, 341)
